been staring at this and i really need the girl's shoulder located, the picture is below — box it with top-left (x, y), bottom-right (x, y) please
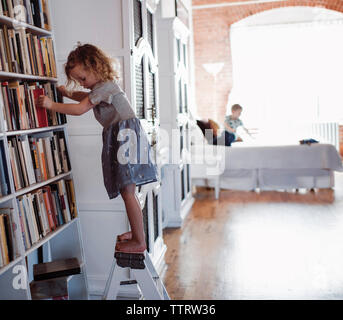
top-left (92, 80), bottom-right (123, 93)
top-left (89, 80), bottom-right (123, 105)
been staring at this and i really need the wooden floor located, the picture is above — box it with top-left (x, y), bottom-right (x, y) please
top-left (162, 172), bottom-right (343, 300)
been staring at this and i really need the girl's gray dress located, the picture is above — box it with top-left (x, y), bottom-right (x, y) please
top-left (88, 80), bottom-right (158, 199)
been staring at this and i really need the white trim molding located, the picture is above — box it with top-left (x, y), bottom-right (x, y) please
top-left (192, 0), bottom-right (287, 10)
top-left (133, 38), bottom-right (158, 73)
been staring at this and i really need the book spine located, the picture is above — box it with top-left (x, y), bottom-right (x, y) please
top-left (46, 186), bottom-right (58, 227)
top-left (0, 29), bottom-right (9, 72)
top-left (16, 137), bottom-right (29, 187)
top-left (29, 137), bottom-right (42, 183)
top-left (0, 142), bottom-right (9, 196)
top-left (20, 196), bottom-right (34, 246)
top-left (37, 138), bottom-right (48, 180)
top-left (42, 188), bottom-right (55, 230)
top-left (3, 210), bottom-right (16, 262)
top-left (37, 190), bottom-right (49, 236)
top-left (31, 193), bottom-right (41, 238)
top-left (43, 137), bottom-right (54, 178)
top-left (22, 195), bottom-right (37, 244)
top-left (21, 136), bottom-right (36, 185)
top-left (8, 140), bottom-right (19, 190)
top-left (0, 215), bottom-right (10, 266)
top-left (27, 194), bottom-right (40, 242)
top-left (18, 198), bottom-right (31, 249)
top-left (8, 139), bottom-right (22, 190)
top-left (1, 84), bottom-right (13, 131)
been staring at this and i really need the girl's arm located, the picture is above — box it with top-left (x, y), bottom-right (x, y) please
top-left (57, 85), bottom-right (88, 102)
top-left (37, 95), bottom-right (95, 116)
top-left (67, 91), bottom-right (89, 102)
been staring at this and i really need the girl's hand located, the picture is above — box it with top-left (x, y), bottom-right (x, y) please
top-left (37, 95), bottom-right (53, 110)
top-left (57, 85), bottom-right (70, 98)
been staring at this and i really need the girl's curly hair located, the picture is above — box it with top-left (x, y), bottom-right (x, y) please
top-left (64, 43), bottom-right (119, 88)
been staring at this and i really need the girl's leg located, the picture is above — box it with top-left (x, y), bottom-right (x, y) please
top-left (116, 184), bottom-right (146, 253)
top-left (117, 193), bottom-right (141, 242)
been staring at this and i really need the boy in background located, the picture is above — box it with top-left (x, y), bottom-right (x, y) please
top-left (221, 104), bottom-right (250, 146)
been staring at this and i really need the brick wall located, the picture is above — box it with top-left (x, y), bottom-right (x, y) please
top-left (192, 0), bottom-right (343, 126)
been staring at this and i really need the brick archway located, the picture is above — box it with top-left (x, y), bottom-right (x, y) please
top-left (192, 0), bottom-right (343, 122)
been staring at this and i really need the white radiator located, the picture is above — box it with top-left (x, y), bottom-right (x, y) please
top-left (311, 122), bottom-right (339, 151)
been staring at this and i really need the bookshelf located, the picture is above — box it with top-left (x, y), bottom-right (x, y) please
top-left (50, 0), bottom-right (166, 298)
top-left (157, 1), bottom-right (194, 228)
top-left (0, 0), bottom-right (88, 300)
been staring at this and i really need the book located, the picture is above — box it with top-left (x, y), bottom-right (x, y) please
top-left (41, 0), bottom-right (51, 31)
top-left (30, 0), bottom-right (42, 29)
top-left (29, 137), bottom-right (43, 183)
top-left (8, 137), bottom-right (25, 190)
top-left (19, 135), bottom-right (37, 185)
top-left (45, 185), bottom-right (58, 227)
top-left (27, 193), bottom-right (42, 241)
top-left (30, 276), bottom-right (69, 300)
top-left (31, 192), bottom-right (43, 237)
top-left (16, 136), bottom-right (29, 187)
top-left (17, 198), bottom-right (31, 249)
top-left (0, 141), bottom-right (10, 196)
top-left (32, 87), bottom-right (48, 127)
top-left (42, 187), bottom-right (55, 231)
top-left (65, 179), bottom-right (77, 219)
top-left (0, 214), bottom-right (10, 266)
top-left (33, 257), bottom-right (81, 281)
top-left (0, 208), bottom-right (18, 263)
top-left (43, 136), bottom-right (55, 178)
top-left (1, 82), bottom-right (17, 130)
top-left (0, 29), bottom-right (9, 72)
top-left (56, 180), bottom-right (71, 223)
top-left (36, 137), bottom-right (48, 180)
top-left (36, 189), bottom-right (49, 236)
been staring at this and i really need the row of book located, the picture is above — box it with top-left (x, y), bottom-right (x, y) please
top-left (0, 140), bottom-right (10, 196)
top-left (0, 24), bottom-right (56, 77)
top-left (0, 207), bottom-right (17, 268)
top-left (18, 179), bottom-right (77, 251)
top-left (8, 130), bottom-right (71, 191)
top-left (0, 81), bottom-right (67, 131)
top-left (0, 178), bottom-right (77, 267)
top-left (0, 0), bottom-right (52, 31)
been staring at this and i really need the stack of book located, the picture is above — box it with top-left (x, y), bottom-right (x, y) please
top-left (30, 257), bottom-right (81, 300)
top-left (17, 178), bottom-right (77, 250)
top-left (0, 140), bottom-right (11, 197)
top-left (0, 27), bottom-right (56, 77)
top-left (0, 0), bottom-right (52, 30)
top-left (0, 207), bottom-right (18, 268)
top-left (0, 1), bottom-right (55, 77)
top-left (8, 131), bottom-right (70, 191)
top-left (0, 81), bottom-right (66, 131)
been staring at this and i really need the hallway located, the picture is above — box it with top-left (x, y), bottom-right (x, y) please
top-left (162, 173), bottom-right (343, 299)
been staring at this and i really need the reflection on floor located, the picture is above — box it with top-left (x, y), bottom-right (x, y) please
top-left (162, 172), bottom-right (343, 300)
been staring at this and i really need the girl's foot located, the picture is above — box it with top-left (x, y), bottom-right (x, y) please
top-left (117, 231), bottom-right (132, 242)
top-left (115, 239), bottom-right (146, 253)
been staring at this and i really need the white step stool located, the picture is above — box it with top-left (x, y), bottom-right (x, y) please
top-left (102, 250), bottom-right (170, 300)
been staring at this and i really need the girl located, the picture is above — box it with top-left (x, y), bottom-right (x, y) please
top-left (37, 43), bottom-right (158, 253)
